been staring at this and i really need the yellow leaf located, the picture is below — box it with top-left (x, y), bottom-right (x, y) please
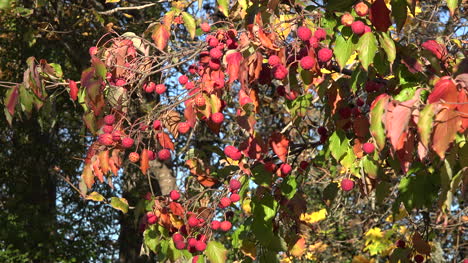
top-left (352, 255), bottom-right (375, 263)
top-left (365, 227), bottom-right (384, 241)
top-left (289, 236), bottom-right (306, 257)
top-left (123, 13), bottom-right (133, 18)
top-left (85, 191), bottom-right (105, 202)
top-left (242, 198), bottom-right (252, 215)
top-left (170, 214), bottom-right (184, 229)
top-left (105, 0), bottom-right (120, 3)
top-left (308, 241), bottom-right (327, 252)
top-left (274, 15), bottom-right (296, 39)
top-left (300, 209), bottom-right (327, 224)
top-left (346, 52), bottom-right (358, 66)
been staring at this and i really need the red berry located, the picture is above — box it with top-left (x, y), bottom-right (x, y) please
top-left (299, 161), bottom-right (309, 171)
top-left (219, 221), bottom-right (232, 231)
top-left (121, 137), bottom-right (134, 148)
top-left (98, 133), bottom-right (114, 146)
top-left (179, 75), bottom-right (189, 85)
top-left (229, 179), bottom-right (241, 191)
top-left (89, 46), bottom-right (98, 56)
top-left (300, 56), bottom-right (316, 70)
top-left (209, 59), bottom-right (221, 70)
top-left (186, 82), bottom-right (195, 90)
top-left (115, 79), bottom-right (126, 86)
top-left (147, 150), bottom-right (156, 161)
top-left (318, 48), bottom-right (333, 63)
top-left (155, 84), bottom-right (166, 94)
top-left (414, 255), bottom-right (424, 263)
top-left (209, 48), bottom-right (223, 60)
top-left (200, 22), bottom-right (211, 33)
top-left (211, 220), bottom-right (220, 230)
top-left (189, 65), bottom-right (197, 74)
top-left (144, 82), bottom-right (155, 93)
top-left (355, 2), bottom-right (369, 17)
top-left (314, 28), bottom-right (327, 41)
top-left (158, 149), bottom-right (171, 161)
top-left (192, 256), bottom-right (199, 263)
top-left (364, 25), bottom-right (371, 33)
top-left (104, 114), bottom-right (115, 125)
top-left (341, 178), bottom-right (354, 191)
top-left (273, 64), bottom-right (288, 80)
top-left (208, 37), bottom-right (219, 48)
top-left (211, 112), bottom-right (224, 124)
top-left (146, 212), bottom-right (157, 224)
top-left (173, 233), bottom-right (184, 242)
top-left (341, 13), bottom-right (354, 26)
top-left (170, 190), bottom-right (180, 201)
top-left (362, 143), bottom-right (375, 154)
top-left (174, 241), bottom-right (186, 250)
top-left (395, 240), bottom-right (406, 248)
top-left (68, 80), bottom-right (78, 101)
top-left (195, 241), bottom-right (206, 252)
top-left (297, 26), bottom-right (312, 41)
top-left (129, 152), bottom-right (140, 163)
top-left (188, 237), bottom-right (197, 248)
top-left (268, 55), bottom-right (280, 66)
top-left (309, 36), bottom-right (319, 49)
top-left (102, 125), bottom-right (113, 134)
top-left (219, 197), bottom-right (231, 208)
top-left (351, 21), bottom-right (365, 35)
top-left (112, 130), bottom-right (123, 142)
top-left (178, 122), bottom-right (191, 134)
top-left (224, 146), bottom-right (242, 160)
top-left (195, 95), bottom-right (206, 107)
top-left (230, 193), bottom-right (240, 203)
top-left (153, 120), bottom-right (161, 130)
top-left (280, 163), bottom-right (292, 176)
top-left (188, 216), bottom-right (199, 227)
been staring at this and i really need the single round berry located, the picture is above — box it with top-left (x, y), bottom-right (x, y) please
top-left (309, 36), bottom-right (319, 48)
top-left (155, 84), bottom-right (166, 95)
top-left (104, 114), bottom-right (115, 125)
top-left (414, 255), bottom-right (424, 263)
top-left (230, 193), bottom-right (240, 203)
top-left (208, 37), bottom-right (219, 48)
top-left (153, 120), bottom-right (161, 130)
top-left (273, 64), bottom-right (288, 80)
top-left (219, 197), bottom-right (232, 208)
top-left (362, 143), bottom-right (375, 154)
top-left (209, 59), bottom-right (221, 70)
top-left (314, 28), bottom-right (327, 41)
top-left (129, 152), bottom-right (140, 163)
top-left (170, 190), bottom-right (180, 201)
top-left (280, 163), bottom-right (292, 176)
top-left (146, 150), bottom-right (156, 161)
top-left (211, 220), bottom-right (220, 230)
top-left (195, 95), bottom-right (206, 107)
top-left (351, 21), bottom-right (366, 35)
top-left (229, 179), bottom-right (241, 191)
top-left (300, 56), bottom-right (315, 70)
top-left (395, 239), bottom-right (406, 248)
top-left (172, 233), bottom-right (184, 242)
top-left (146, 212), bottom-right (158, 224)
top-left (144, 82), bottom-right (155, 93)
top-left (158, 149), bottom-right (171, 161)
top-left (178, 122), bottom-right (191, 134)
top-left (318, 48), bottom-right (333, 63)
top-left (341, 12), bottom-right (354, 26)
top-left (297, 26), bottom-right (312, 41)
top-left (187, 237), bottom-right (197, 248)
top-left (174, 241), bottom-right (186, 250)
top-left (179, 75), bottom-right (189, 85)
top-left (121, 137), bottom-right (134, 148)
top-left (224, 146), bottom-right (242, 160)
top-left (195, 241), bottom-right (207, 252)
top-left (364, 25), bottom-right (371, 33)
top-left (355, 2), bottom-right (369, 17)
top-left (219, 221), bottom-right (232, 231)
top-left (115, 79), bottom-right (126, 86)
top-left (200, 22), bottom-right (211, 33)
top-left (268, 55), bottom-right (281, 66)
top-left (211, 112), bottom-right (225, 124)
top-left (102, 125), bottom-right (114, 134)
top-left (209, 48), bottom-right (223, 60)
top-left (188, 216), bottom-right (199, 227)
top-left (89, 46), bottom-right (98, 56)
top-left (341, 178), bottom-right (355, 191)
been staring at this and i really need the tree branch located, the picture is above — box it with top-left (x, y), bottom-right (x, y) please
top-left (98, 2), bottom-right (163, 15)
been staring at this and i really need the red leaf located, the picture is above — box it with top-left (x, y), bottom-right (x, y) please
top-left (226, 51), bottom-right (243, 83)
top-left (5, 85), bottom-right (19, 116)
top-left (184, 100), bottom-right (197, 128)
top-left (239, 135), bottom-right (267, 160)
top-left (369, 0), bottom-right (391, 32)
top-left (169, 202), bottom-right (185, 216)
top-left (257, 28), bottom-right (278, 50)
top-left (156, 132), bottom-right (175, 150)
top-left (140, 149), bottom-right (149, 175)
top-left (422, 40), bottom-right (448, 61)
top-left (152, 23), bottom-right (170, 51)
top-left (92, 158), bottom-right (104, 183)
top-left (432, 108), bottom-right (461, 159)
top-left (457, 89), bottom-right (468, 132)
top-left (427, 77), bottom-right (458, 109)
top-left (69, 80), bottom-right (78, 101)
top-left (395, 130), bottom-right (415, 173)
top-left (269, 132), bottom-right (289, 162)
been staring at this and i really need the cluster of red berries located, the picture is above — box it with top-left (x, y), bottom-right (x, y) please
top-left (340, 2), bottom-right (371, 35)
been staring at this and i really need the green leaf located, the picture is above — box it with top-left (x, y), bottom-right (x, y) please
top-left (290, 94), bottom-right (311, 117)
top-left (376, 181), bottom-right (391, 204)
top-left (251, 164), bottom-right (273, 187)
top-left (83, 111), bottom-right (97, 134)
top-left (417, 104), bottom-right (435, 148)
top-left (391, 0), bottom-right (407, 31)
top-left (329, 130), bottom-right (349, 162)
top-left (357, 32), bottom-right (377, 71)
top-left (326, 0), bottom-right (355, 11)
top-left (48, 63), bottom-right (63, 78)
top-left (85, 191), bottom-right (105, 202)
top-left (280, 176), bottom-right (297, 200)
top-left (182, 12), bottom-right (196, 39)
top-left (0, 0), bottom-right (12, 9)
top-left (398, 174), bottom-right (439, 210)
top-left (15, 7), bottom-right (33, 17)
top-left (323, 182), bottom-right (339, 205)
top-left (379, 32), bottom-right (396, 63)
top-left (333, 34), bottom-right (355, 70)
top-left (18, 84), bottom-right (33, 116)
top-left (206, 241), bottom-right (227, 263)
top-left (110, 197), bottom-right (129, 213)
top-left (370, 94), bottom-right (389, 150)
top-left (349, 67), bottom-right (367, 93)
top-left (340, 148), bottom-right (356, 169)
top-left (446, 0), bottom-right (459, 16)
top-left (143, 225), bottom-right (159, 253)
top-left (362, 156), bottom-right (379, 178)
top-left (91, 57), bottom-right (107, 79)
top-left (217, 0), bottom-right (229, 17)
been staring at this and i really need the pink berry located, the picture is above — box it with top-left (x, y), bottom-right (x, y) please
top-left (144, 82), bottom-right (156, 93)
top-left (172, 233), bottom-right (184, 242)
top-left (280, 163), bottom-right (292, 176)
top-left (147, 150), bottom-right (156, 161)
top-left (300, 56), bottom-right (316, 70)
top-left (211, 220), bottom-right (220, 230)
top-left (170, 190), bottom-right (180, 201)
top-left (188, 216), bottom-right (199, 227)
top-left (309, 36), bottom-right (319, 48)
top-left (355, 2), bottom-right (369, 17)
top-left (230, 193), bottom-right (240, 203)
top-left (362, 143), bottom-right (375, 154)
top-left (240, 96), bottom-right (253, 106)
top-left (179, 75), bottom-right (189, 85)
top-left (188, 237), bottom-right (197, 248)
top-left (351, 21), bottom-right (366, 35)
top-left (104, 114), bottom-right (115, 125)
top-left (158, 149), bottom-right (171, 161)
top-left (178, 122), bottom-right (191, 134)
top-left (318, 48), bottom-right (333, 63)
top-left (229, 179), bottom-right (241, 191)
top-left (121, 137), bottom-right (134, 148)
top-left (273, 64), bottom-right (288, 80)
top-left (314, 28), bottom-right (327, 41)
top-left (219, 221), bottom-right (232, 231)
top-left (102, 125), bottom-right (114, 134)
top-left (174, 241), bottom-right (186, 250)
top-left (155, 84), bottom-right (166, 94)
top-left (211, 112), bottom-right (224, 124)
top-left (219, 197), bottom-right (231, 208)
top-left (297, 26), bottom-right (312, 41)
top-left (200, 22), bottom-right (211, 33)
top-left (98, 133), bottom-right (114, 146)
top-left (146, 212), bottom-right (157, 224)
top-left (268, 55), bottom-right (281, 66)
top-left (153, 120), bottom-right (161, 130)
top-left (209, 48), bottom-right (223, 60)
top-left (341, 178), bottom-right (354, 191)
top-left (195, 241), bottom-right (206, 252)
top-left (89, 46), bottom-right (98, 56)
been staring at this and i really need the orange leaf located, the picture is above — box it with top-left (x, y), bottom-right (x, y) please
top-left (270, 132), bottom-right (289, 162)
top-left (98, 150), bottom-right (110, 174)
top-left (428, 77), bottom-right (458, 109)
top-left (151, 23), bottom-right (170, 51)
top-left (82, 164), bottom-right (94, 189)
top-left (108, 158), bottom-right (119, 176)
top-left (140, 149), bottom-right (149, 175)
top-left (169, 202), bottom-right (185, 216)
top-left (197, 175), bottom-right (218, 187)
top-left (162, 110), bottom-right (181, 138)
top-left (257, 28), bottom-right (278, 50)
top-left (92, 158), bottom-right (104, 183)
top-left (156, 132), bottom-right (175, 150)
top-left (289, 236), bottom-right (306, 257)
top-left (432, 108), bottom-right (461, 159)
top-left (226, 51), bottom-right (243, 83)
